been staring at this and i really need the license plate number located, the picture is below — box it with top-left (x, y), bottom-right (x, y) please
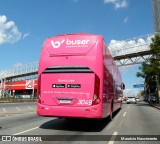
top-left (59, 100), bottom-right (71, 104)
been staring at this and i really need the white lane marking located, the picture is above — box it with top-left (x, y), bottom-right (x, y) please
top-left (123, 112), bottom-right (127, 117)
top-left (27, 106), bottom-right (33, 110)
top-left (2, 108), bottom-right (7, 112)
top-left (108, 131), bottom-right (118, 144)
top-left (13, 127), bottom-right (39, 135)
top-left (16, 107), bottom-right (21, 111)
top-left (113, 131), bottom-right (118, 135)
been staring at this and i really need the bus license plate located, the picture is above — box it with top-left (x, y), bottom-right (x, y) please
top-left (59, 100), bottom-right (71, 104)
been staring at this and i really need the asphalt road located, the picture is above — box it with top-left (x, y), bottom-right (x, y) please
top-left (0, 102), bottom-right (36, 117)
top-left (0, 101), bottom-right (160, 144)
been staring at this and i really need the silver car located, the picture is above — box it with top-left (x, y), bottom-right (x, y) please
top-left (127, 96), bottom-right (137, 104)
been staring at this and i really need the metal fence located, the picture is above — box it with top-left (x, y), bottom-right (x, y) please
top-left (109, 34), bottom-right (154, 57)
top-left (0, 94), bottom-right (37, 103)
top-left (0, 61), bottom-right (38, 80)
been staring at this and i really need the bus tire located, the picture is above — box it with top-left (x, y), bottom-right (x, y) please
top-left (109, 101), bottom-right (113, 121)
top-left (120, 100), bottom-right (123, 109)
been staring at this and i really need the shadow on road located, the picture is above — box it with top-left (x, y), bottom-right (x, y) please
top-left (134, 102), bottom-right (150, 107)
top-left (40, 108), bottom-right (121, 132)
top-left (123, 102), bottom-right (151, 107)
top-left (40, 118), bottom-right (109, 132)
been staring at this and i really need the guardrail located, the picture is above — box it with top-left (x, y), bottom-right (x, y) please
top-left (109, 33), bottom-right (154, 57)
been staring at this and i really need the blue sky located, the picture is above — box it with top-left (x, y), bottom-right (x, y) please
top-left (0, 0), bottom-right (154, 90)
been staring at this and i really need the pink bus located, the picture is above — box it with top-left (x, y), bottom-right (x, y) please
top-left (37, 33), bottom-right (124, 119)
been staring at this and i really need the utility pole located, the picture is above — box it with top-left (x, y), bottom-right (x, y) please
top-left (32, 80), bottom-right (35, 98)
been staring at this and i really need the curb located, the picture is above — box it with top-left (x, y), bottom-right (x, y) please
top-left (150, 104), bottom-right (160, 110)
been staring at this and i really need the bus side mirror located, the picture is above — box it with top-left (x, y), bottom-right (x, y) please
top-left (122, 83), bottom-right (125, 90)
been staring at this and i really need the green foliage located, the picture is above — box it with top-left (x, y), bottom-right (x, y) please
top-left (150, 35), bottom-right (160, 54)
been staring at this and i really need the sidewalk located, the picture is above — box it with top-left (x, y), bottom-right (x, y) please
top-left (150, 103), bottom-right (160, 110)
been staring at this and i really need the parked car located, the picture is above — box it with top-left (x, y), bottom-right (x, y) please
top-left (149, 96), bottom-right (157, 103)
top-left (135, 97), bottom-right (141, 102)
top-left (127, 96), bottom-right (137, 104)
top-left (123, 96), bottom-right (128, 101)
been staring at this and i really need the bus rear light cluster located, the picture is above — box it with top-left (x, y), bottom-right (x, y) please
top-left (92, 94), bottom-right (101, 105)
top-left (37, 75), bottom-right (41, 104)
top-left (37, 97), bottom-right (42, 104)
top-left (92, 75), bottom-right (100, 105)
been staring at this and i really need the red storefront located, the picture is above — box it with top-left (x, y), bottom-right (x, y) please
top-left (2, 80), bottom-right (37, 97)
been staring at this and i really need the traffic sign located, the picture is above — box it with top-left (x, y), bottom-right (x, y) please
top-left (26, 80), bottom-right (34, 89)
top-left (133, 83), bottom-right (144, 88)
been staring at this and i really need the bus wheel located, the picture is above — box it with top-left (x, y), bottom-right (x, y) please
top-left (109, 103), bottom-right (113, 121)
top-left (109, 111), bottom-right (112, 121)
top-left (120, 101), bottom-right (123, 109)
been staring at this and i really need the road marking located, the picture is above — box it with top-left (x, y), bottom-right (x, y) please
top-left (13, 127), bottom-right (39, 135)
top-left (123, 112), bottom-right (127, 117)
top-left (127, 106), bottom-right (129, 108)
top-left (2, 108), bottom-right (7, 112)
top-left (27, 106), bottom-right (33, 110)
top-left (16, 107), bottom-right (21, 111)
top-left (108, 131), bottom-right (118, 144)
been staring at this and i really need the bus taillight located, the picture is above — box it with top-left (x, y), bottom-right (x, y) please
top-left (37, 75), bottom-right (41, 104)
top-left (37, 97), bottom-right (42, 104)
top-left (92, 75), bottom-right (100, 105)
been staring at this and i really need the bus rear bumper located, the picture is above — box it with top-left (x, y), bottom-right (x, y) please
top-left (37, 102), bottom-right (102, 118)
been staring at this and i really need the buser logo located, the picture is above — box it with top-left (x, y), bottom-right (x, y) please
top-left (51, 39), bottom-right (90, 48)
top-left (51, 39), bottom-right (65, 49)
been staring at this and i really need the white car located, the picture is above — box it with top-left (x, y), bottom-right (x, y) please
top-left (136, 97), bottom-right (141, 102)
top-left (127, 97), bottom-right (137, 104)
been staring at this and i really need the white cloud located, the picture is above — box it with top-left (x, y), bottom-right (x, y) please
top-left (23, 33), bottom-right (30, 39)
top-left (124, 17), bottom-right (128, 23)
top-left (123, 89), bottom-right (140, 96)
top-left (104, 0), bottom-right (128, 9)
top-left (119, 65), bottom-right (134, 74)
top-left (0, 15), bottom-right (22, 45)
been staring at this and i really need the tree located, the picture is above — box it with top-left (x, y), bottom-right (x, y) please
top-left (136, 34), bottom-right (160, 102)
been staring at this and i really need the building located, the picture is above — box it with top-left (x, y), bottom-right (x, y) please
top-left (152, 0), bottom-right (160, 32)
top-left (0, 79), bottom-right (37, 98)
